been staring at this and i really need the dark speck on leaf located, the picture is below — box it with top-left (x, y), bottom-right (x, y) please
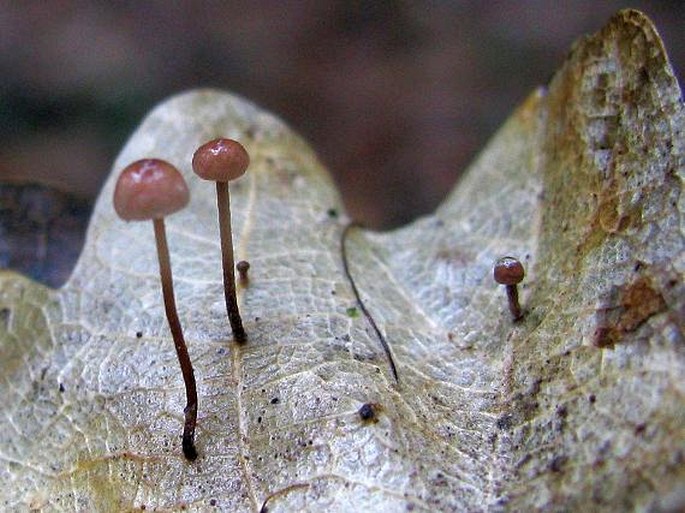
top-left (496, 414), bottom-right (514, 430)
top-left (359, 402), bottom-right (380, 422)
top-left (0, 307), bottom-right (10, 329)
top-left (58, 383), bottom-right (65, 393)
top-left (327, 208), bottom-right (338, 218)
top-left (549, 455), bottom-right (568, 472)
top-left (136, 331), bottom-right (143, 338)
top-left (270, 397), bottom-right (280, 405)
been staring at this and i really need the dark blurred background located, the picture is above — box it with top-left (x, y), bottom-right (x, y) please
top-left (1, 1), bottom-right (683, 286)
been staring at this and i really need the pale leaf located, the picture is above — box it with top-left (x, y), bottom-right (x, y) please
top-left (1, 9), bottom-right (683, 512)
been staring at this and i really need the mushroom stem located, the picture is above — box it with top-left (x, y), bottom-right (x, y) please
top-left (505, 285), bottom-right (522, 321)
top-left (215, 181), bottom-right (247, 343)
top-left (153, 218), bottom-right (198, 461)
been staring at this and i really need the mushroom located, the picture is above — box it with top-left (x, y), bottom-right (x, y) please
top-left (493, 256), bottom-right (525, 321)
top-left (113, 158), bottom-right (199, 461)
top-left (236, 260), bottom-right (251, 287)
top-left (192, 138), bottom-right (249, 343)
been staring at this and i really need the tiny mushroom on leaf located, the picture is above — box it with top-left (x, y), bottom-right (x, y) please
top-left (236, 260), bottom-right (250, 287)
top-left (192, 138), bottom-right (249, 343)
top-left (493, 256), bottom-right (525, 321)
top-left (113, 158), bottom-right (199, 461)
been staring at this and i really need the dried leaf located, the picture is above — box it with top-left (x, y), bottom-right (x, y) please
top-left (1, 9), bottom-right (683, 512)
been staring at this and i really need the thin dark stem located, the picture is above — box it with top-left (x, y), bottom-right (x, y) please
top-left (216, 181), bottom-right (247, 343)
top-left (153, 218), bottom-right (198, 461)
top-left (505, 285), bottom-right (523, 321)
top-left (341, 222), bottom-right (399, 383)
top-left (259, 483), bottom-right (310, 513)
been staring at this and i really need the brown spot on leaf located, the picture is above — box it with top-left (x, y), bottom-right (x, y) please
top-left (594, 276), bottom-right (667, 348)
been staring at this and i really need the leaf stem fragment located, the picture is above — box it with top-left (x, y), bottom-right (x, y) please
top-left (341, 222), bottom-right (399, 383)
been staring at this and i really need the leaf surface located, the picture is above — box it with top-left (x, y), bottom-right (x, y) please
top-left (1, 10), bottom-right (683, 512)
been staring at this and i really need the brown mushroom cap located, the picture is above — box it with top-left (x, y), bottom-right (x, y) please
top-left (493, 256), bottom-right (525, 285)
top-left (113, 159), bottom-right (189, 221)
top-left (192, 138), bottom-right (249, 182)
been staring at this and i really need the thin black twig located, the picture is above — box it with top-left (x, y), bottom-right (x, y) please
top-left (341, 222), bottom-right (399, 383)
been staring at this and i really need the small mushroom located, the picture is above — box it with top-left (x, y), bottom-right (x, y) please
top-left (192, 138), bottom-right (249, 343)
top-left (113, 158), bottom-right (199, 461)
top-left (236, 260), bottom-right (251, 287)
top-left (493, 256), bottom-right (525, 321)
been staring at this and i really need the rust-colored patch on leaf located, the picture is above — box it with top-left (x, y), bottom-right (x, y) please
top-left (596, 190), bottom-right (642, 235)
top-left (594, 276), bottom-right (667, 348)
top-left (577, 175), bottom-right (645, 260)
